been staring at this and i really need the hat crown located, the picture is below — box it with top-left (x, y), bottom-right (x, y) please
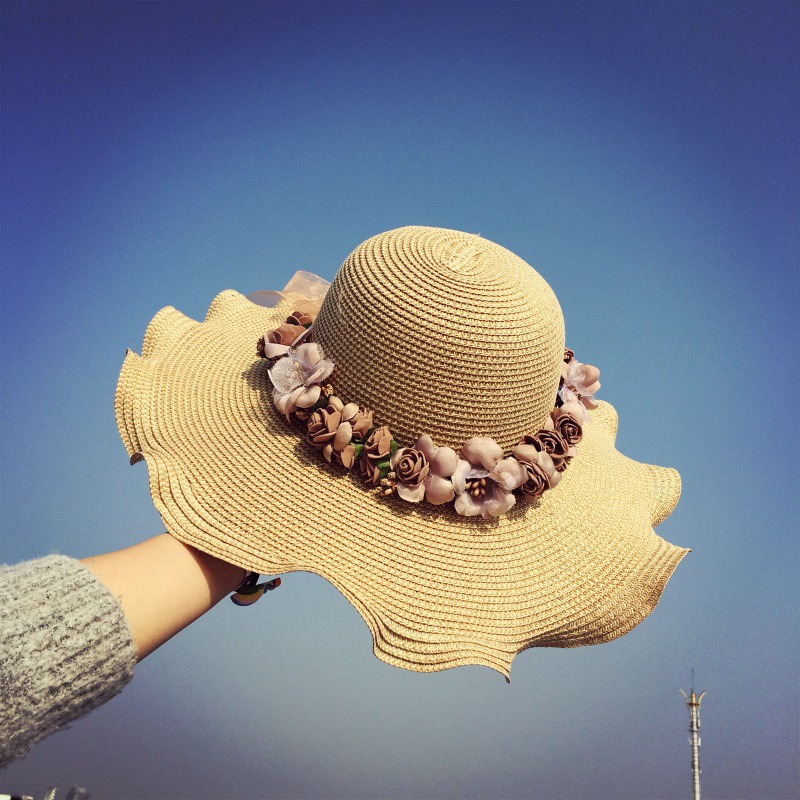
top-left (313, 227), bottom-right (565, 450)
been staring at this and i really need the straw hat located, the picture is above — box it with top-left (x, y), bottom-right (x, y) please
top-left (116, 226), bottom-right (687, 677)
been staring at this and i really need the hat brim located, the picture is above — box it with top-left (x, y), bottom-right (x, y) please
top-left (116, 290), bottom-right (688, 677)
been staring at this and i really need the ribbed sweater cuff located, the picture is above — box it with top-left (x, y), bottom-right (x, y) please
top-left (0, 554), bottom-right (137, 767)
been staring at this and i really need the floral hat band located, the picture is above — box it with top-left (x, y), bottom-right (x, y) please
top-left (252, 276), bottom-right (601, 519)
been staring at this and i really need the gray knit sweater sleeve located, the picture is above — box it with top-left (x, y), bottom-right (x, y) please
top-left (0, 555), bottom-right (137, 767)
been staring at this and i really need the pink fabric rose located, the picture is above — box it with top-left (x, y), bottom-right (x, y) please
top-left (511, 444), bottom-right (561, 498)
top-left (550, 409), bottom-right (582, 446)
top-left (414, 434), bottom-right (461, 505)
top-left (390, 447), bottom-right (430, 502)
top-left (306, 407), bottom-right (341, 451)
top-left (519, 428), bottom-right (571, 472)
top-left (363, 426), bottom-right (394, 462)
top-left (341, 403), bottom-right (373, 440)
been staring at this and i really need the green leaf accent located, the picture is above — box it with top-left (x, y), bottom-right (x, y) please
top-left (377, 460), bottom-right (391, 479)
top-left (352, 443), bottom-right (364, 460)
top-left (390, 439), bottom-right (400, 456)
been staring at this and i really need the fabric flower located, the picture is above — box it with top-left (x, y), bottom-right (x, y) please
top-left (460, 437), bottom-right (504, 471)
top-left (259, 323), bottom-right (309, 358)
top-left (453, 438), bottom-right (516, 518)
top-left (454, 479), bottom-right (516, 518)
top-left (512, 445), bottom-right (561, 498)
top-left (414, 434), bottom-right (461, 505)
top-left (306, 406), bottom-right (342, 450)
top-left (269, 343), bottom-right (335, 419)
top-left (420, 474), bottom-right (455, 505)
top-left (519, 429), bottom-right (571, 472)
top-left (363, 426), bottom-right (394, 462)
top-left (550, 409), bottom-right (582, 446)
top-left (559, 396), bottom-right (587, 424)
top-left (330, 442), bottom-right (357, 469)
top-left (488, 457), bottom-right (527, 492)
top-left (320, 403), bottom-right (364, 468)
top-left (358, 455), bottom-right (382, 487)
top-left (341, 403), bottom-right (373, 440)
top-left (390, 447), bottom-right (430, 502)
top-left (330, 419), bottom-right (354, 455)
top-left (561, 358), bottom-right (601, 410)
top-left (286, 310), bottom-right (313, 327)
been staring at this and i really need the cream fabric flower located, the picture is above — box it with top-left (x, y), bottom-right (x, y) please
top-left (454, 481), bottom-right (516, 518)
top-left (452, 437), bottom-right (516, 518)
top-left (561, 359), bottom-right (601, 410)
top-left (489, 457), bottom-right (527, 491)
top-left (460, 437), bottom-right (504, 471)
top-left (269, 343), bottom-right (335, 418)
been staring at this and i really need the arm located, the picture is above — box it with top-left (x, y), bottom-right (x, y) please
top-left (1, 536), bottom-right (245, 766)
top-left (81, 533), bottom-right (245, 660)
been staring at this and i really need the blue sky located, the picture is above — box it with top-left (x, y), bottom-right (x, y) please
top-left (1, 2), bottom-right (797, 798)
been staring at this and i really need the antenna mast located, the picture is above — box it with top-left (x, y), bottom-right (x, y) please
top-left (680, 671), bottom-right (706, 800)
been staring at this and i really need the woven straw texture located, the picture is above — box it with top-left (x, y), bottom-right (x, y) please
top-left (116, 226), bottom-right (687, 677)
top-left (313, 227), bottom-right (564, 449)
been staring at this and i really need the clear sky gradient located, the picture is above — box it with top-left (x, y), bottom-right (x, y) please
top-left (1, 2), bottom-right (797, 798)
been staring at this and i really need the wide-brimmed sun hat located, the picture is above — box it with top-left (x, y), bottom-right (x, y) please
top-left (116, 226), bottom-right (687, 677)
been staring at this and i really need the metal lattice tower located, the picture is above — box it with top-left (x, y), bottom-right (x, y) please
top-left (680, 671), bottom-right (706, 800)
